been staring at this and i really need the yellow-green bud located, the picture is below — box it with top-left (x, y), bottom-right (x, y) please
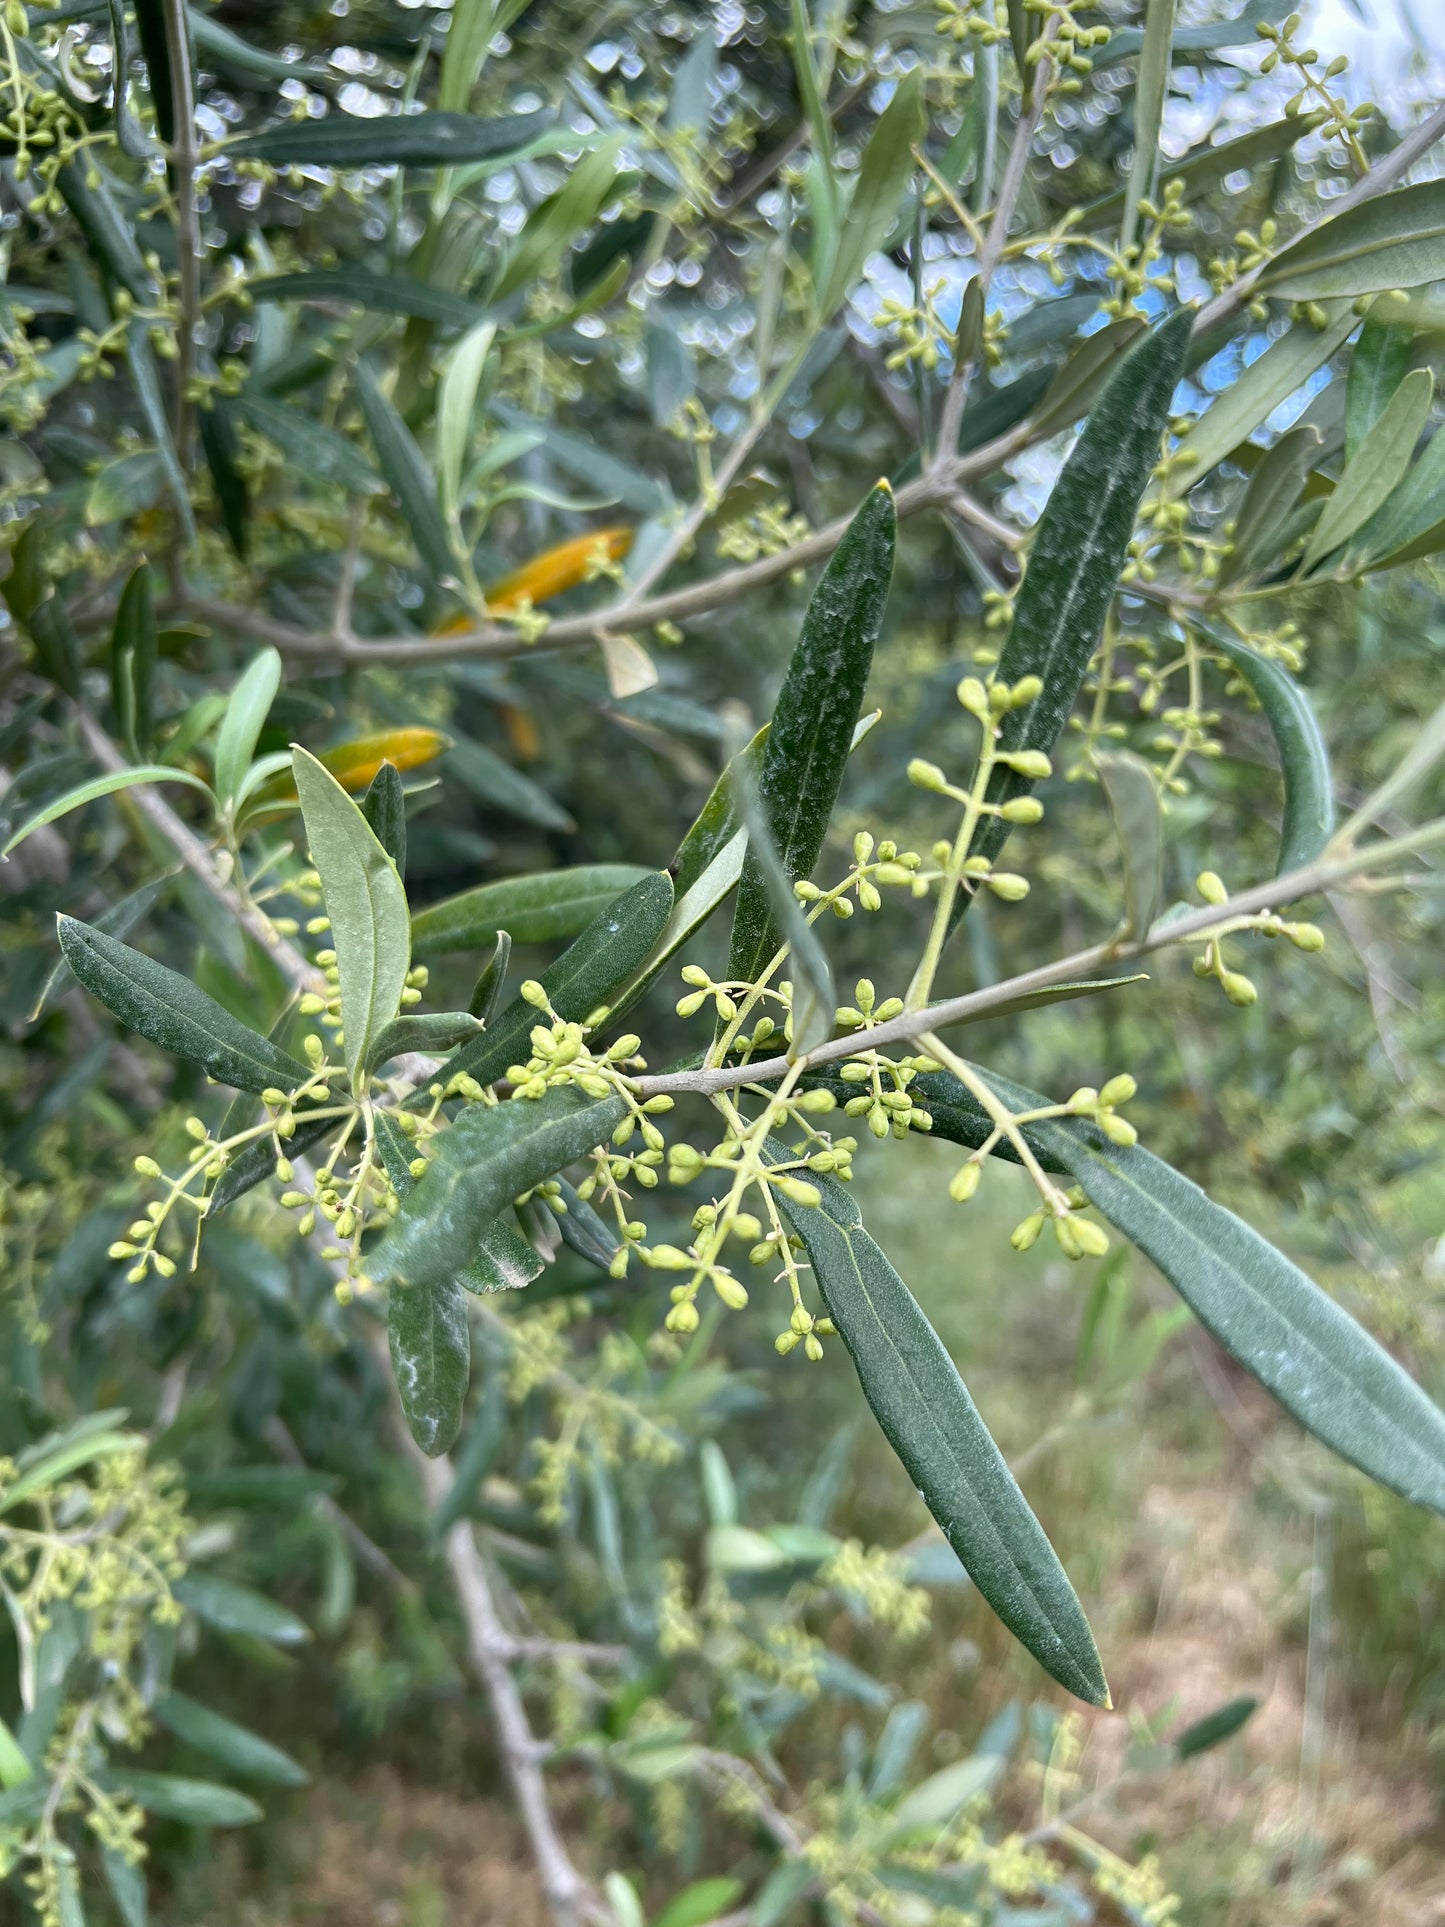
top-left (1286, 922), bottom-right (1325, 952)
top-left (907, 758), bottom-right (949, 792)
top-left (134, 1155), bottom-right (162, 1179)
top-left (1100, 1073), bottom-right (1136, 1106)
top-left (520, 979), bottom-right (549, 1009)
top-left (666, 1301), bottom-right (700, 1334)
top-left (956, 676), bottom-right (989, 717)
top-left (775, 1330), bottom-right (800, 1355)
top-left (1001, 749), bottom-right (1051, 780)
top-left (1010, 1212), bottom-right (1044, 1252)
top-left (713, 1275), bottom-right (749, 1310)
top-left (804, 1333), bottom-right (824, 1361)
top-left (986, 873), bottom-right (1030, 902)
top-left (999, 796), bottom-right (1044, 824)
top-left (1197, 870), bottom-right (1228, 906)
top-left (948, 1162), bottom-right (981, 1203)
top-left (1221, 970), bottom-right (1257, 1007)
top-left (775, 1175), bottom-right (821, 1208)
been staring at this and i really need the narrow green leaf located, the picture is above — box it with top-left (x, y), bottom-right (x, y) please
top-left (1096, 751), bottom-right (1164, 937)
top-left (433, 1375), bottom-right (507, 1533)
top-left (1302, 366), bottom-right (1431, 569)
top-left (446, 736), bottom-right (575, 833)
top-left (726, 482), bottom-right (896, 990)
top-left (228, 108), bottom-right (555, 168)
top-left (789, 0), bottom-right (837, 229)
top-left (153, 1693), bottom-right (308, 1787)
top-left (214, 648), bottom-right (282, 810)
top-left (1356, 424), bottom-right (1445, 570)
top-left (56, 918), bottom-right (311, 1095)
top-left (292, 748), bottom-right (411, 1090)
top-left (468, 931), bottom-right (511, 1023)
top-left (237, 394), bottom-right (383, 496)
top-left (1103, 0), bottom-right (1291, 55)
top-left (1205, 627), bottom-right (1333, 873)
top-left (940, 1063), bottom-right (1445, 1518)
top-left (374, 1110), bottom-right (541, 1296)
top-left (1121, 0), bottom-right (1175, 253)
top-left (439, 871), bottom-right (674, 1089)
top-left (389, 1268), bottom-right (470, 1456)
top-left (1346, 312), bottom-right (1412, 460)
top-left (3, 766), bottom-right (213, 857)
top-left (198, 397), bottom-right (250, 560)
top-left (188, 6), bottom-right (314, 83)
top-left (438, 319), bottom-right (496, 524)
top-left (373, 1086), bottom-right (627, 1291)
top-left (131, 0), bottom-right (179, 145)
top-left (250, 270), bottom-right (488, 331)
top-left (172, 1572), bottom-right (311, 1645)
top-left (969, 309), bottom-right (1191, 880)
top-left (652, 1879), bottom-right (745, 1927)
top-left (462, 1214), bottom-right (545, 1293)
top-left (1260, 180), bottom-right (1445, 302)
top-left (360, 761), bottom-right (407, 874)
top-left (1006, 0), bottom-right (1041, 95)
top-left (490, 139), bottom-right (623, 303)
top-left (818, 72), bottom-right (926, 319)
top-left (126, 321), bottom-right (196, 543)
top-left (734, 758), bottom-right (834, 1058)
top-left (1162, 303), bottom-right (1356, 502)
top-left (1221, 423), bottom-right (1322, 581)
top-left (355, 361), bottom-right (458, 585)
top-left (101, 1846), bottom-right (147, 1927)
top-left (551, 1178), bottom-right (619, 1273)
top-left (0, 1431), bottom-right (143, 1515)
top-left (108, 0), bottom-right (152, 160)
top-left (111, 563), bottom-right (157, 758)
top-left (54, 160), bottom-right (153, 304)
top-left (1173, 1695), bottom-right (1259, 1759)
top-left (1027, 318), bottom-right (1147, 441)
top-left (413, 864), bottom-right (652, 956)
top-left (607, 828), bottom-right (746, 1027)
top-left (365, 1010), bottom-right (484, 1072)
top-left (103, 1769), bottom-right (262, 1829)
top-left (774, 1160), bottom-right (1109, 1706)
top-left (0, 1716), bottom-right (32, 1790)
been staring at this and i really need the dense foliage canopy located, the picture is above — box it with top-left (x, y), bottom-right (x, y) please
top-left (1, 0), bottom-right (1445, 1921)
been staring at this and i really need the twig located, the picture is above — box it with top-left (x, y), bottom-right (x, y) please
top-left (160, 0), bottom-right (201, 468)
top-left (935, 39), bottom-right (1056, 459)
top-left (391, 1379), bottom-right (607, 1927)
top-left (633, 815), bottom-right (1445, 1101)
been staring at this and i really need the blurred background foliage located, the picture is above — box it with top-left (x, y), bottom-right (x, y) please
top-left (0, 0), bottom-right (1444, 1919)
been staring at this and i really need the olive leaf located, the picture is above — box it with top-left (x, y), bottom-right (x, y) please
top-left (372, 1086), bottom-right (627, 1292)
top-left (374, 1110), bottom-right (541, 1296)
top-left (1302, 367), bottom-right (1431, 571)
top-left (774, 1157), bottom-right (1109, 1706)
top-left (1260, 180), bottom-right (1445, 302)
top-left (922, 1062), bottom-right (1445, 1518)
top-left (56, 918), bottom-right (310, 1096)
top-left (966, 308), bottom-right (1192, 885)
top-left (726, 482), bottom-right (896, 991)
top-left (355, 361), bottom-right (458, 586)
top-left (1205, 627), bottom-right (1333, 874)
top-left (413, 864), bottom-right (652, 955)
top-left (214, 648), bottom-right (282, 812)
top-left (292, 747), bottom-right (411, 1091)
top-left (228, 108), bottom-right (554, 168)
top-left (1096, 751), bottom-right (1165, 936)
top-left (360, 762), bottom-right (408, 874)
